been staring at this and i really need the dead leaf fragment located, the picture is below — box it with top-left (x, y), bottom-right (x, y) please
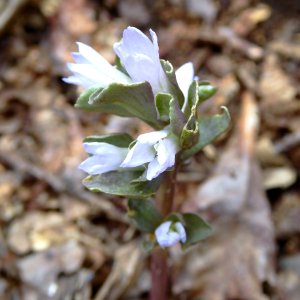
top-left (231, 4), bottom-right (271, 36)
top-left (17, 241), bottom-right (85, 296)
top-left (263, 167), bottom-right (297, 190)
top-left (177, 92), bottom-right (275, 299)
top-left (273, 193), bottom-right (300, 237)
top-left (7, 212), bottom-right (78, 254)
top-left (259, 54), bottom-right (297, 102)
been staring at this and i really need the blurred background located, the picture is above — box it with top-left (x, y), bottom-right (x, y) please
top-left (0, 0), bottom-right (300, 299)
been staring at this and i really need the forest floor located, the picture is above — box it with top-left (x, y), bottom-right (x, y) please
top-left (0, 0), bottom-right (300, 299)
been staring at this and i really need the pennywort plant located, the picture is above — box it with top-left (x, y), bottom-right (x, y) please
top-left (64, 26), bottom-right (230, 298)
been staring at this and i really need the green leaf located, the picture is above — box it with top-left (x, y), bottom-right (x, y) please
top-left (161, 60), bottom-right (185, 109)
top-left (115, 56), bottom-right (129, 76)
top-left (180, 115), bottom-right (199, 149)
top-left (184, 80), bottom-right (198, 117)
top-left (75, 82), bottom-right (163, 129)
top-left (198, 82), bottom-right (217, 101)
top-left (180, 81), bottom-right (200, 149)
top-left (84, 133), bottom-right (133, 148)
top-left (155, 93), bottom-right (172, 122)
top-left (155, 92), bottom-right (186, 137)
top-left (166, 212), bottom-right (212, 248)
top-left (82, 170), bottom-right (161, 199)
top-left (181, 106), bottom-right (231, 160)
top-left (181, 213), bottom-right (212, 248)
top-left (169, 97), bottom-right (186, 136)
top-left (128, 198), bottom-right (163, 232)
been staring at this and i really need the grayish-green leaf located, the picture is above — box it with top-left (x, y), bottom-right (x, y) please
top-left (161, 59), bottom-right (185, 109)
top-left (169, 97), bottom-right (186, 136)
top-left (166, 212), bottom-right (212, 248)
top-left (75, 82), bottom-right (163, 129)
top-left (181, 213), bottom-right (212, 248)
top-left (128, 198), bottom-right (163, 232)
top-left (84, 133), bottom-right (133, 148)
top-left (198, 82), bottom-right (217, 101)
top-left (181, 107), bottom-right (231, 160)
top-left (155, 93), bottom-right (172, 122)
top-left (83, 170), bottom-right (161, 198)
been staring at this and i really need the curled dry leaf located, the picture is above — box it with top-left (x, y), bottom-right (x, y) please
top-left (230, 4), bottom-right (271, 37)
top-left (259, 54), bottom-right (297, 103)
top-left (263, 166), bottom-right (297, 190)
top-left (176, 93), bottom-right (276, 299)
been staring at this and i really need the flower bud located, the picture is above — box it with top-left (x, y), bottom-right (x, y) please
top-left (155, 221), bottom-right (186, 248)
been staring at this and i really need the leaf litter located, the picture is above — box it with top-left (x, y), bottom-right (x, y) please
top-left (0, 0), bottom-right (300, 299)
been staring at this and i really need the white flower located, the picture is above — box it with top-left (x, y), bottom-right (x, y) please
top-left (113, 26), bottom-right (170, 95)
top-left (175, 62), bottom-right (194, 111)
top-left (155, 221), bottom-right (187, 248)
top-left (63, 42), bottom-right (131, 89)
top-left (79, 142), bottom-right (128, 175)
top-left (120, 128), bottom-right (179, 180)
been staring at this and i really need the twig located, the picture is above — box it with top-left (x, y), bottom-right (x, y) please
top-left (274, 131), bottom-right (300, 153)
top-left (0, 0), bottom-right (28, 35)
top-left (0, 151), bottom-right (127, 222)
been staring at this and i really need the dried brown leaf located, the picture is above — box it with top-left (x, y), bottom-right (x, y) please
top-left (176, 93), bottom-right (276, 299)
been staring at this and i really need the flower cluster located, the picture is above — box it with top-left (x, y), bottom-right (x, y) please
top-left (64, 26), bottom-right (220, 249)
top-left (64, 26), bottom-right (194, 181)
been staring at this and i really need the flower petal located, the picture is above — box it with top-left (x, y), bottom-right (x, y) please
top-left (175, 62), bottom-right (194, 110)
top-left (146, 158), bottom-right (167, 180)
top-left (156, 136), bottom-right (178, 166)
top-left (114, 27), bottom-right (155, 59)
top-left (64, 42), bottom-right (131, 89)
top-left (155, 221), bottom-right (181, 248)
top-left (79, 142), bottom-right (128, 175)
top-left (62, 74), bottom-right (94, 89)
top-left (121, 142), bottom-right (155, 168)
top-left (174, 222), bottom-right (187, 243)
top-left (137, 129), bottom-right (168, 144)
top-left (113, 27), bottom-right (169, 94)
top-left (79, 155), bottom-right (120, 175)
top-left (76, 42), bottom-right (115, 71)
top-left (83, 142), bottom-right (127, 156)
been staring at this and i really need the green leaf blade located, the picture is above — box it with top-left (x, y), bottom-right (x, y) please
top-left (128, 199), bottom-right (163, 233)
top-left (181, 106), bottom-right (231, 160)
top-left (182, 213), bottom-right (212, 248)
top-left (83, 171), bottom-right (161, 199)
top-left (75, 82), bottom-right (163, 129)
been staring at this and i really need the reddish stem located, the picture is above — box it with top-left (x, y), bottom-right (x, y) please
top-left (150, 248), bottom-right (168, 300)
top-left (149, 158), bottom-right (179, 300)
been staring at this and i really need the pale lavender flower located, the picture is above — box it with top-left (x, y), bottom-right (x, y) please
top-left (175, 62), bottom-right (194, 111)
top-left (63, 42), bottom-right (131, 89)
top-left (120, 128), bottom-right (179, 180)
top-left (113, 27), bottom-right (170, 95)
top-left (175, 62), bottom-right (194, 101)
top-left (79, 142), bottom-right (128, 175)
top-left (155, 221), bottom-right (187, 248)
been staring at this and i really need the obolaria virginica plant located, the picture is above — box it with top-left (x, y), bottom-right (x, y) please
top-left (64, 26), bottom-right (230, 299)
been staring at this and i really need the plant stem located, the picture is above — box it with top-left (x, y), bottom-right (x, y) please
top-left (150, 248), bottom-right (168, 300)
top-left (149, 158), bottom-right (179, 300)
